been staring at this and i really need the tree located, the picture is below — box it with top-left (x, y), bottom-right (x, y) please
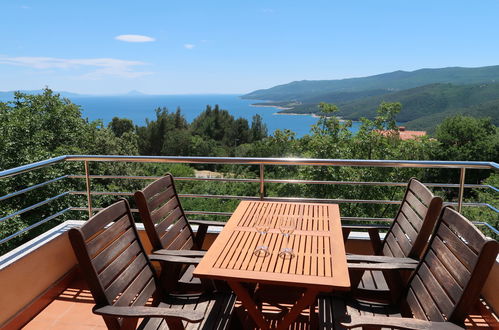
top-left (429, 115), bottom-right (499, 190)
top-left (0, 89), bottom-right (140, 253)
top-left (250, 114), bottom-right (268, 142)
top-left (109, 117), bottom-right (134, 137)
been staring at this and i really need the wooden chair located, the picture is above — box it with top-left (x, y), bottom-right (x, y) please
top-left (69, 199), bottom-right (235, 330)
top-left (344, 178), bottom-right (443, 298)
top-left (319, 206), bottom-right (499, 329)
top-left (134, 174), bottom-right (226, 291)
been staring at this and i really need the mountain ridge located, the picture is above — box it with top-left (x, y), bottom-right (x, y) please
top-left (242, 65), bottom-right (499, 102)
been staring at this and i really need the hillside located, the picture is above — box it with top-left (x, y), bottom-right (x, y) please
top-left (405, 99), bottom-right (499, 132)
top-left (242, 65), bottom-right (499, 102)
top-left (277, 82), bottom-right (499, 131)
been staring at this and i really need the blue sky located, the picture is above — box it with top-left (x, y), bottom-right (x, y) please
top-left (1, 1), bottom-right (499, 94)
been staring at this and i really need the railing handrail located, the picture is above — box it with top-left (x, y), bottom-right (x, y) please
top-left (1, 155), bottom-right (497, 247)
top-left (1, 155), bottom-right (498, 179)
top-left (64, 155), bottom-right (499, 169)
top-left (0, 155), bottom-right (67, 179)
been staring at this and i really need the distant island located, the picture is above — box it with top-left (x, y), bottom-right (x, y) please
top-left (242, 65), bottom-right (499, 131)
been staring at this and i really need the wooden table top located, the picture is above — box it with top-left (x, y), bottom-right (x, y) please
top-left (193, 201), bottom-right (350, 291)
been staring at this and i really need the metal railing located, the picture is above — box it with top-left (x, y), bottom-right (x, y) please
top-left (0, 155), bottom-right (498, 246)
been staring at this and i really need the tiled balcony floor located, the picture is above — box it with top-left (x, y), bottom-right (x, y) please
top-left (24, 278), bottom-right (105, 329)
top-left (23, 276), bottom-right (497, 329)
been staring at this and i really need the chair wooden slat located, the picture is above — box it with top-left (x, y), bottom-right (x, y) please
top-left (159, 220), bottom-right (189, 248)
top-left (142, 176), bottom-right (173, 200)
top-left (155, 207), bottom-right (183, 235)
top-left (105, 254), bottom-right (148, 300)
top-left (80, 204), bottom-right (127, 240)
top-left (437, 222), bottom-right (478, 271)
top-left (405, 288), bottom-right (427, 320)
top-left (87, 214), bottom-right (130, 258)
top-left (410, 275), bottom-right (446, 321)
top-left (400, 202), bottom-right (423, 230)
top-left (441, 210), bottom-right (485, 254)
top-left (166, 227), bottom-right (194, 250)
top-left (430, 238), bottom-right (471, 288)
top-left (408, 180), bottom-right (433, 204)
top-left (384, 232), bottom-right (405, 258)
top-left (395, 212), bottom-right (418, 244)
top-left (148, 185), bottom-right (175, 212)
top-left (132, 278), bottom-right (156, 307)
top-left (92, 228), bottom-right (136, 273)
top-left (151, 197), bottom-right (178, 225)
top-left (99, 241), bottom-right (141, 288)
top-left (405, 190), bottom-right (429, 218)
top-left (390, 222), bottom-right (412, 256)
top-left (423, 250), bottom-right (463, 303)
top-left (417, 263), bottom-right (454, 318)
top-left (114, 265), bottom-right (155, 306)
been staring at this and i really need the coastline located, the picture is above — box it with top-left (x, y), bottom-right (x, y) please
top-left (274, 112), bottom-right (321, 118)
top-left (250, 104), bottom-right (294, 110)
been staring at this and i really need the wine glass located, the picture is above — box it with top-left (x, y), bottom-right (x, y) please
top-left (253, 215), bottom-right (271, 257)
top-left (278, 215), bottom-right (297, 259)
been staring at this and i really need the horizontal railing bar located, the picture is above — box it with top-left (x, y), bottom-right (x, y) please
top-left (0, 207), bottom-right (72, 245)
top-left (66, 191), bottom-right (498, 211)
top-left (0, 192), bottom-right (69, 224)
top-left (64, 155), bottom-right (498, 170)
top-left (341, 217), bottom-right (393, 222)
top-left (0, 175), bottom-right (68, 202)
top-left (0, 156), bottom-right (67, 179)
top-left (66, 174), bottom-right (493, 190)
top-left (484, 185), bottom-right (499, 193)
top-left (474, 222), bottom-right (499, 236)
top-left (184, 211), bottom-right (233, 216)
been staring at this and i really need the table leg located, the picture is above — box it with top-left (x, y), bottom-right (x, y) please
top-left (228, 280), bottom-right (270, 330)
top-left (275, 288), bottom-right (319, 330)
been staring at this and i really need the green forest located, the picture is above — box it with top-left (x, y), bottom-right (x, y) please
top-left (243, 66), bottom-right (499, 131)
top-left (0, 89), bottom-right (498, 253)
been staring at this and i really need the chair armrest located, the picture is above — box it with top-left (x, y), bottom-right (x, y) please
top-left (189, 219), bottom-right (226, 227)
top-left (342, 315), bottom-right (463, 330)
top-left (341, 225), bottom-right (390, 230)
top-left (347, 254), bottom-right (418, 264)
top-left (153, 249), bottom-right (206, 257)
top-left (348, 262), bottom-right (418, 271)
top-left (189, 220), bottom-right (225, 249)
top-left (93, 305), bottom-right (204, 323)
top-left (149, 254), bottom-right (203, 265)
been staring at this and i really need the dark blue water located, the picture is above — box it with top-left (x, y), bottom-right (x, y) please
top-left (1, 93), bottom-right (362, 137)
top-left (71, 94), bottom-right (363, 137)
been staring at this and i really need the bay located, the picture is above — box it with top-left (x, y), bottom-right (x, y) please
top-left (70, 94), bottom-right (362, 137)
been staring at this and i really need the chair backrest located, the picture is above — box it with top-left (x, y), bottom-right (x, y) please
top-left (404, 206), bottom-right (498, 325)
top-left (69, 199), bottom-right (159, 329)
top-left (382, 178), bottom-right (443, 259)
top-left (134, 174), bottom-right (197, 252)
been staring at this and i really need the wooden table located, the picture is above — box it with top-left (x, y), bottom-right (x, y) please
top-left (193, 201), bottom-right (350, 330)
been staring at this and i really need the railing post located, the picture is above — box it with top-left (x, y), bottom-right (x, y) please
top-left (84, 160), bottom-right (93, 218)
top-left (457, 168), bottom-right (466, 213)
top-left (259, 164), bottom-right (265, 200)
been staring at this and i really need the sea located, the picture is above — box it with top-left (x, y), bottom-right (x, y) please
top-left (3, 93), bottom-right (363, 137)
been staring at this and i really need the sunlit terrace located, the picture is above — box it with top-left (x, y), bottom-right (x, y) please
top-left (0, 155), bottom-right (498, 329)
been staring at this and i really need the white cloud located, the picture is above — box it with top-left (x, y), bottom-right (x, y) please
top-left (20, 5), bottom-right (31, 9)
top-left (262, 8), bottom-right (274, 14)
top-left (184, 44), bottom-right (195, 50)
top-left (115, 34), bottom-right (155, 43)
top-left (0, 56), bottom-right (152, 79)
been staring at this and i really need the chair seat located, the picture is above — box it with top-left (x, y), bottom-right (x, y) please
top-left (318, 294), bottom-right (402, 330)
top-left (358, 270), bottom-right (389, 291)
top-left (178, 265), bottom-right (202, 289)
top-left (139, 291), bottom-right (236, 330)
